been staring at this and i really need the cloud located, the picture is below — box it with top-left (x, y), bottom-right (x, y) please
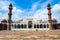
top-left (0, 1), bottom-right (11, 22)
top-left (25, 2), bottom-right (39, 16)
top-left (31, 2), bottom-right (38, 11)
top-left (0, 0), bottom-right (24, 22)
top-left (0, 1), bottom-right (9, 11)
top-left (0, 0), bottom-right (52, 22)
top-left (0, 0), bottom-right (60, 22)
top-left (33, 4), bottom-right (60, 22)
top-left (33, 8), bottom-right (48, 21)
top-left (52, 4), bottom-right (60, 14)
top-left (12, 7), bottom-right (24, 21)
top-left (25, 0), bottom-right (49, 19)
top-left (52, 4), bottom-right (60, 22)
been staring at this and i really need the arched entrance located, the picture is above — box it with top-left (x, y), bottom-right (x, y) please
top-left (28, 21), bottom-right (32, 28)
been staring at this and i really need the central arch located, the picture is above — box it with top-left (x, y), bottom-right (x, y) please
top-left (28, 21), bottom-right (32, 28)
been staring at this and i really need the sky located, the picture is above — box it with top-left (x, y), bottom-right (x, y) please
top-left (0, 0), bottom-right (60, 22)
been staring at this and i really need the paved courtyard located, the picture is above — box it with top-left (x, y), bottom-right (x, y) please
top-left (0, 30), bottom-right (60, 40)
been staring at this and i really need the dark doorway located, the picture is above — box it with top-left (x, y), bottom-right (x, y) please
top-left (44, 24), bottom-right (46, 28)
top-left (28, 24), bottom-right (32, 28)
top-left (40, 24), bottom-right (42, 28)
top-left (2, 24), bottom-right (7, 30)
top-left (37, 24), bottom-right (39, 28)
top-left (18, 24), bottom-right (20, 28)
top-left (34, 24), bottom-right (36, 28)
top-left (28, 21), bottom-right (32, 28)
top-left (24, 24), bottom-right (27, 28)
top-left (21, 24), bottom-right (23, 28)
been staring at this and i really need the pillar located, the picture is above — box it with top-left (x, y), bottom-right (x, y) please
top-left (47, 3), bottom-right (53, 30)
top-left (7, 3), bottom-right (13, 30)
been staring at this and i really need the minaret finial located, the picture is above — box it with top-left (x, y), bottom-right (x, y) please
top-left (48, 0), bottom-right (50, 7)
top-left (9, 3), bottom-right (13, 9)
top-left (47, 3), bottom-right (51, 9)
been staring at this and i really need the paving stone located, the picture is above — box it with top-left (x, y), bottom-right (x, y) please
top-left (0, 30), bottom-right (60, 40)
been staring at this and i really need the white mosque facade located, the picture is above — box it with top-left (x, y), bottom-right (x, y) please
top-left (11, 16), bottom-right (49, 31)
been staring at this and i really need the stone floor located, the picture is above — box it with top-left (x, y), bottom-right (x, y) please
top-left (0, 30), bottom-right (60, 40)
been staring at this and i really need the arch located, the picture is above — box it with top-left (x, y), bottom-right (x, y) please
top-left (44, 24), bottom-right (46, 28)
top-left (34, 24), bottom-right (36, 28)
top-left (40, 24), bottom-right (42, 28)
top-left (24, 24), bottom-right (27, 28)
top-left (47, 24), bottom-right (49, 28)
top-left (3, 24), bottom-right (7, 30)
top-left (37, 24), bottom-right (39, 28)
top-left (11, 24), bottom-right (14, 28)
top-left (18, 24), bottom-right (20, 28)
top-left (21, 24), bottom-right (23, 28)
top-left (53, 24), bottom-right (57, 29)
top-left (15, 24), bottom-right (16, 28)
top-left (12, 24), bottom-right (13, 26)
top-left (28, 21), bottom-right (32, 28)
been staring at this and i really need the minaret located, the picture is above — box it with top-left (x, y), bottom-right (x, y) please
top-left (47, 3), bottom-right (53, 30)
top-left (7, 3), bottom-right (13, 30)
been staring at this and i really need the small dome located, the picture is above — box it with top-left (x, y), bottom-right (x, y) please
top-left (52, 18), bottom-right (57, 22)
top-left (1, 19), bottom-right (7, 23)
top-left (52, 18), bottom-right (56, 21)
top-left (18, 17), bottom-right (23, 22)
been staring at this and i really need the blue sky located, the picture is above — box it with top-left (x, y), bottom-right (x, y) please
top-left (0, 0), bottom-right (60, 22)
top-left (12, 0), bottom-right (60, 9)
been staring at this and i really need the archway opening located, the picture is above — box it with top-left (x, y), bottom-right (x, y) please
top-left (28, 21), bottom-right (32, 28)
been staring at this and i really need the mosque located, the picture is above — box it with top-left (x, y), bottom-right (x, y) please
top-left (0, 3), bottom-right (60, 31)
